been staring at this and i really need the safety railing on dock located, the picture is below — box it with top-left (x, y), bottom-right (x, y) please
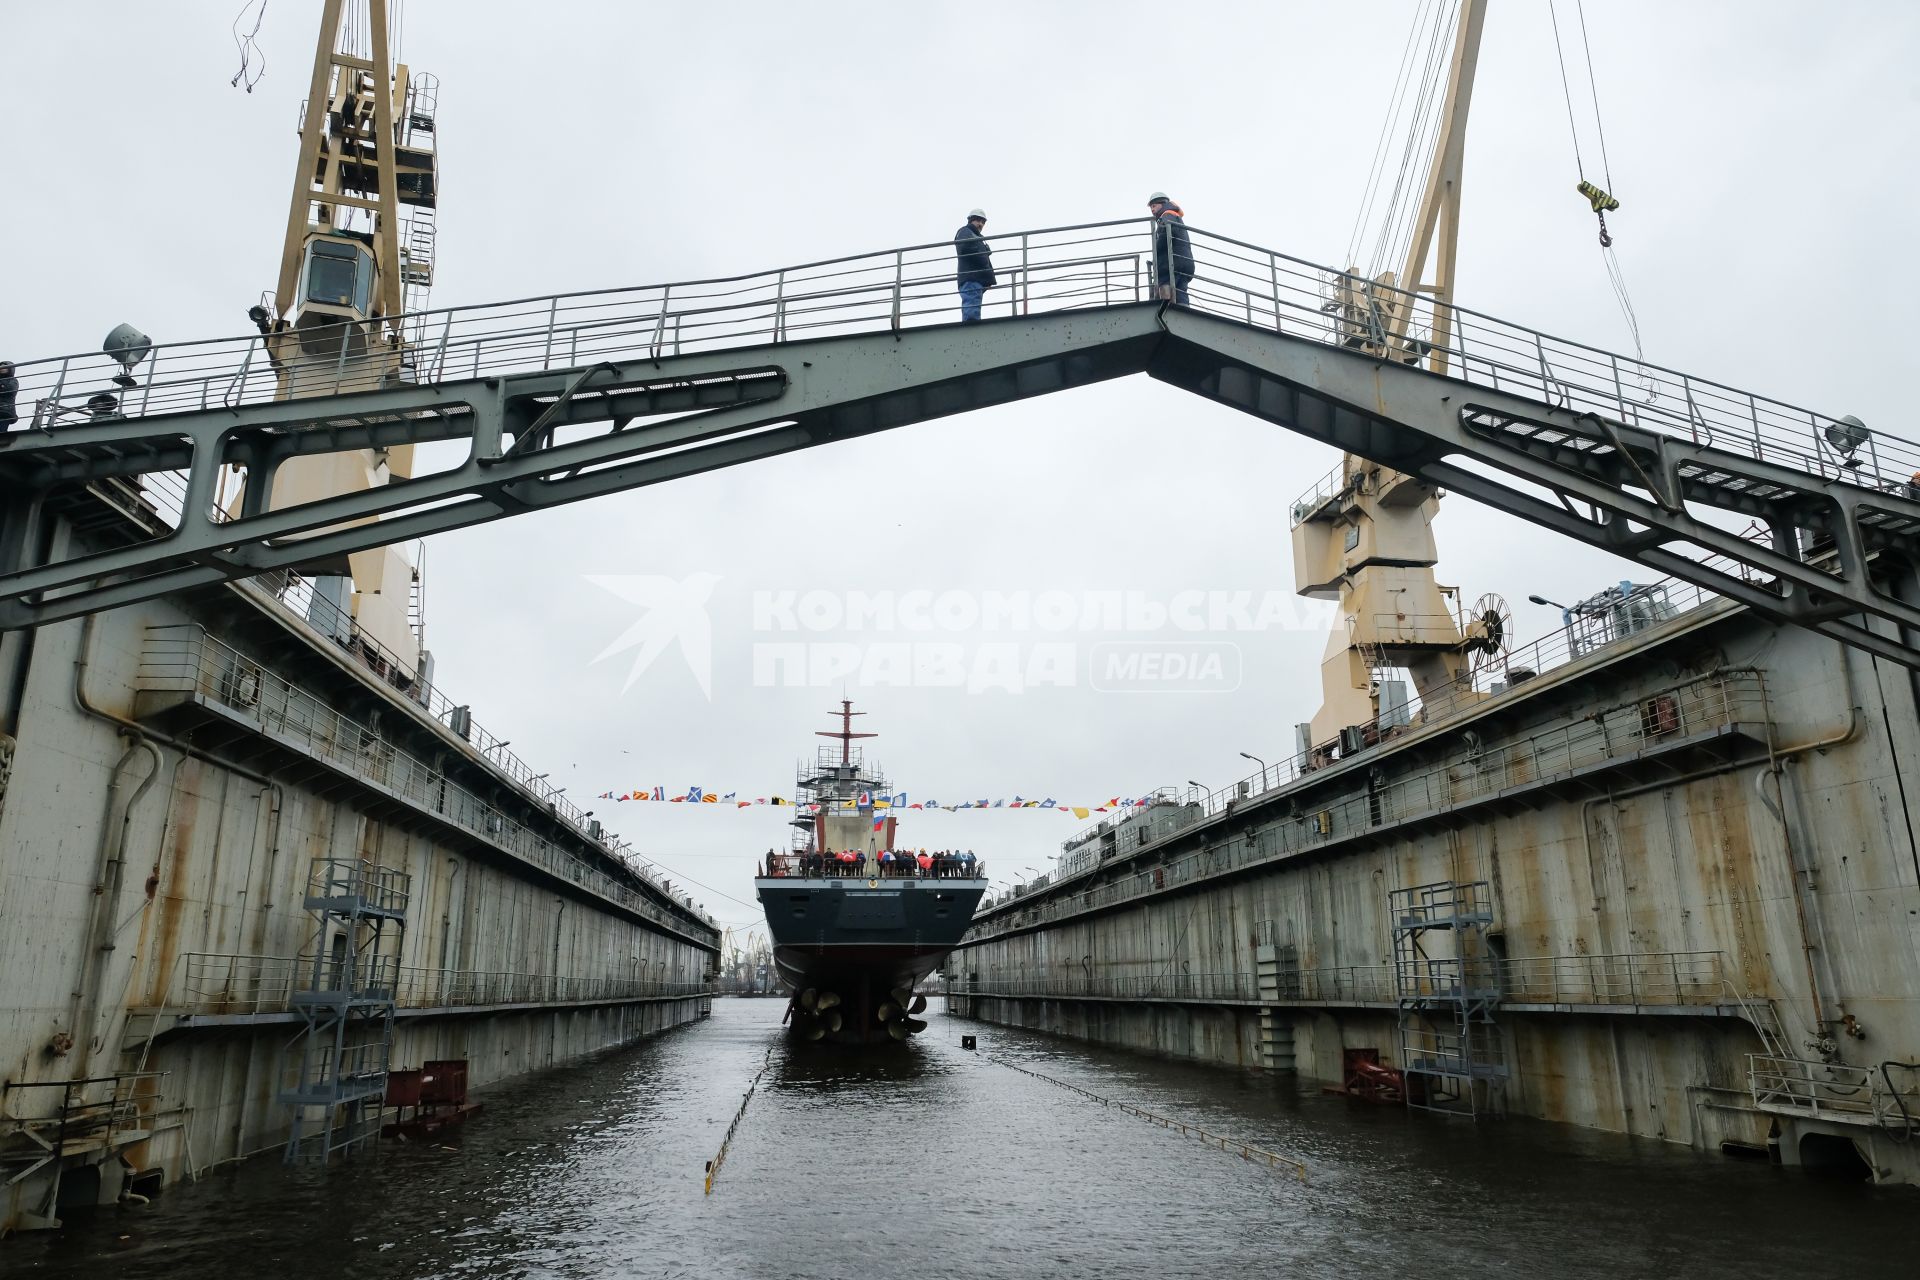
top-left (245, 567), bottom-right (620, 850)
top-left (977, 673), bottom-right (1768, 937)
top-left (135, 625), bottom-right (714, 946)
top-left (162, 952), bottom-right (710, 1017)
top-left (0, 1072), bottom-right (168, 1185)
top-left (1059, 545), bottom-right (1767, 861)
top-left (1748, 1055), bottom-right (1892, 1123)
top-left (1500, 951), bottom-right (1726, 1006)
top-left (955, 951), bottom-right (1733, 1011)
top-left (952, 971), bottom-right (1260, 1002)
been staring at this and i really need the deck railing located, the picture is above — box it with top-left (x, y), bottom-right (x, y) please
top-left (162, 952), bottom-right (709, 1016)
top-left (137, 625), bottom-right (716, 946)
top-left (976, 672), bottom-right (1767, 936)
top-left (952, 951), bottom-right (1732, 1011)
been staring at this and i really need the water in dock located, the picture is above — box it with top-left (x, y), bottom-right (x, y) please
top-left (12, 1000), bottom-right (1911, 1279)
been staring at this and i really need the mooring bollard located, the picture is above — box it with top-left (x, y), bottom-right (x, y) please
top-left (962, 1035), bottom-right (977, 1050)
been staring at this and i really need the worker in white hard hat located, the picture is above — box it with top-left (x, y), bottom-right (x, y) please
top-left (1147, 192), bottom-right (1194, 305)
top-left (953, 208), bottom-right (997, 324)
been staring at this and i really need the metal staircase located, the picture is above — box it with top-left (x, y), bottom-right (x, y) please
top-left (1391, 880), bottom-right (1506, 1116)
top-left (5, 218), bottom-right (1917, 668)
top-left (279, 857), bottom-right (410, 1162)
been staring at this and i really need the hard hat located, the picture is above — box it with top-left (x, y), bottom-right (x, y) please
top-left (1147, 191), bottom-right (1170, 203)
top-left (968, 208), bottom-right (987, 219)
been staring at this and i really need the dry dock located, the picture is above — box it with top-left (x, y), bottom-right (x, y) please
top-left (950, 578), bottom-right (1920, 1185)
top-left (0, 483), bottom-right (718, 1231)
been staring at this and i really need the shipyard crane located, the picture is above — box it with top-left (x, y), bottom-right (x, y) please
top-left (1298, 0), bottom-right (1635, 748)
top-left (236, 0), bottom-right (442, 678)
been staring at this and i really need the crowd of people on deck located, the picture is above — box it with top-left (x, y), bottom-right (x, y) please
top-left (763, 848), bottom-right (982, 879)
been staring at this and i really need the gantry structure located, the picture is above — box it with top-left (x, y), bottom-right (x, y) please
top-left (2, 217), bottom-right (1916, 667)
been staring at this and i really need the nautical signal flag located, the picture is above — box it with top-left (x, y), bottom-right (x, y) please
top-left (601, 788), bottom-right (1174, 814)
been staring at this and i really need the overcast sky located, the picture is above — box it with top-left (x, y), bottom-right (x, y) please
top-left (6, 1), bottom-right (1916, 939)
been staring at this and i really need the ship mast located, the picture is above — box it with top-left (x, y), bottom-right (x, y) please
top-left (816, 698), bottom-right (877, 766)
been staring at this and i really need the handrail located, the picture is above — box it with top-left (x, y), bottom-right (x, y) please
top-left (952, 951), bottom-right (1730, 1009)
top-left (136, 627), bottom-right (718, 945)
top-left (158, 951), bottom-right (710, 1016)
top-left (976, 673), bottom-right (1765, 928)
top-left (12, 217), bottom-right (1904, 501)
top-left (1055, 537), bottom-right (1761, 856)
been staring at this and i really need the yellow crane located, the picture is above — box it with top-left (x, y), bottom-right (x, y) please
top-left (1294, 0), bottom-right (1506, 749)
top-left (239, 0), bottom-right (441, 676)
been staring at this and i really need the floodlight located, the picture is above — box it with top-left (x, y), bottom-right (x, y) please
top-left (102, 323), bottom-right (152, 389)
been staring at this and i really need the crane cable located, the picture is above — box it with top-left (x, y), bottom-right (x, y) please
top-left (1548, 0), bottom-right (1651, 394)
top-left (1347, 0), bottom-right (1448, 274)
top-left (228, 0), bottom-right (269, 92)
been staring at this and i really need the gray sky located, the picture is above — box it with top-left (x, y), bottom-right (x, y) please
top-left (6, 1), bottom-right (1917, 936)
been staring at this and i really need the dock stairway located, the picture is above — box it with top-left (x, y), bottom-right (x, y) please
top-left (279, 857), bottom-right (411, 1162)
top-left (1391, 880), bottom-right (1507, 1117)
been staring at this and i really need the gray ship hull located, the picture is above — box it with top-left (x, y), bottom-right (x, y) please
top-left (755, 874), bottom-right (986, 1042)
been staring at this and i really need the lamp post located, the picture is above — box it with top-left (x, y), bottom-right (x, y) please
top-left (1528, 593), bottom-right (1577, 654)
top-left (1239, 751), bottom-right (1268, 791)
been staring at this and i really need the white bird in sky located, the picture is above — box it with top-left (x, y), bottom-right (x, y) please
top-left (586, 573), bottom-right (721, 698)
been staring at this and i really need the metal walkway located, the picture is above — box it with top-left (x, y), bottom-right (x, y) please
top-left (4, 218), bottom-right (1917, 664)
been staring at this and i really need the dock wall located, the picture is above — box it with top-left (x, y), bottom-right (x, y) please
top-left (951, 603), bottom-right (1920, 1186)
top-left (0, 505), bottom-right (718, 1232)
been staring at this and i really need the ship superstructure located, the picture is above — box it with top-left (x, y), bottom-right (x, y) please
top-left (755, 702), bottom-right (987, 1043)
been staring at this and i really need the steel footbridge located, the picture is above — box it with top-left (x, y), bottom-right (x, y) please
top-left (3, 218), bottom-right (1917, 665)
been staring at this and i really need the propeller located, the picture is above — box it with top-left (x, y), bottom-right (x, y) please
top-left (908, 994), bottom-right (927, 1016)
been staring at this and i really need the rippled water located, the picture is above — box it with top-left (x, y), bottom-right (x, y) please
top-left (13, 999), bottom-right (1914, 1279)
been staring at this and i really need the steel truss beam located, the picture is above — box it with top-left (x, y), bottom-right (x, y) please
top-left (2, 304), bottom-right (1916, 669)
top-left (1147, 311), bottom-right (1920, 668)
top-left (0, 311), bottom-right (1160, 627)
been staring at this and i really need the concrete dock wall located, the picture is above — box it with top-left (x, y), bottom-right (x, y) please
top-left (952, 603), bottom-right (1920, 1185)
top-left (0, 509), bottom-right (718, 1231)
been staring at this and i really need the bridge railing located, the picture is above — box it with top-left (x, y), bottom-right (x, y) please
top-left (1176, 226), bottom-right (1919, 492)
top-left (5, 220), bottom-right (1160, 426)
top-left (12, 217), bottom-right (1906, 501)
